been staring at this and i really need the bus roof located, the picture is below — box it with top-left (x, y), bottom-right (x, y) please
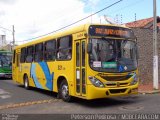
top-left (14, 23), bottom-right (132, 49)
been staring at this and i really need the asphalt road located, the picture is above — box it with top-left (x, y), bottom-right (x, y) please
top-left (0, 79), bottom-right (160, 114)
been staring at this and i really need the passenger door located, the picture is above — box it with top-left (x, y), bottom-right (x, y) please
top-left (75, 39), bottom-right (86, 97)
top-left (12, 49), bottom-right (21, 83)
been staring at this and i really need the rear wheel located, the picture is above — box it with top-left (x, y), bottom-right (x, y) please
top-left (24, 75), bottom-right (30, 90)
top-left (59, 80), bottom-right (72, 102)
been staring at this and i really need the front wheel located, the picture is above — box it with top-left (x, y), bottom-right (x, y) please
top-left (24, 75), bottom-right (30, 90)
top-left (59, 80), bottom-right (72, 102)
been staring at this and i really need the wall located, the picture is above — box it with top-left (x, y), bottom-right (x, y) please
top-left (133, 28), bottom-right (160, 84)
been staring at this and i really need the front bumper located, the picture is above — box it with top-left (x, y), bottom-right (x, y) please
top-left (86, 84), bottom-right (138, 100)
top-left (0, 73), bottom-right (12, 78)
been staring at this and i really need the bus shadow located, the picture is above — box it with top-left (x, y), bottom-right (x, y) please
top-left (17, 85), bottom-right (140, 108)
top-left (18, 85), bottom-right (58, 98)
top-left (72, 95), bottom-right (140, 108)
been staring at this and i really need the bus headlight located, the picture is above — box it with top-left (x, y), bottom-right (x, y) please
top-left (130, 74), bottom-right (138, 85)
top-left (88, 76), bottom-right (104, 88)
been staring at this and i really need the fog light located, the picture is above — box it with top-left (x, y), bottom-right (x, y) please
top-left (106, 91), bottom-right (109, 95)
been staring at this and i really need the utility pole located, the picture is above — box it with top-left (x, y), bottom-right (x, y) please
top-left (12, 25), bottom-right (15, 50)
top-left (153, 0), bottom-right (159, 90)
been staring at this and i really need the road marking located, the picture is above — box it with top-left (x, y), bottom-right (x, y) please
top-left (0, 98), bottom-right (62, 110)
top-left (0, 89), bottom-right (11, 99)
top-left (119, 105), bottom-right (144, 111)
top-left (0, 89), bottom-right (10, 94)
top-left (0, 95), bottom-right (11, 99)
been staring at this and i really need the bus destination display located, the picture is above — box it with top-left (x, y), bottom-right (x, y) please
top-left (89, 25), bottom-right (135, 39)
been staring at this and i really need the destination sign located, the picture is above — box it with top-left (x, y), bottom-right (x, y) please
top-left (89, 25), bottom-right (135, 39)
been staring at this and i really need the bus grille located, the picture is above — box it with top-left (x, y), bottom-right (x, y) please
top-left (100, 75), bottom-right (132, 81)
top-left (106, 82), bottom-right (128, 87)
top-left (109, 88), bottom-right (127, 94)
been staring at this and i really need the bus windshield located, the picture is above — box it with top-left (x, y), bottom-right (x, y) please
top-left (89, 38), bottom-right (138, 72)
top-left (0, 53), bottom-right (12, 68)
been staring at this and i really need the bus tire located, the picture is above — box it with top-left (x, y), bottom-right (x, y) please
top-left (59, 80), bottom-right (72, 102)
top-left (24, 75), bottom-right (30, 90)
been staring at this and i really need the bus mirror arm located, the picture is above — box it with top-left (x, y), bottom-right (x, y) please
top-left (87, 43), bottom-right (92, 54)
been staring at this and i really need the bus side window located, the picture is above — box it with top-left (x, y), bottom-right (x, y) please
top-left (34, 43), bottom-right (43, 62)
top-left (57, 35), bottom-right (72, 60)
top-left (26, 46), bottom-right (34, 63)
top-left (44, 40), bottom-right (56, 61)
top-left (20, 48), bottom-right (26, 63)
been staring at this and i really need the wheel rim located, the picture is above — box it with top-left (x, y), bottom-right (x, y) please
top-left (25, 78), bottom-right (28, 88)
top-left (61, 84), bottom-right (69, 99)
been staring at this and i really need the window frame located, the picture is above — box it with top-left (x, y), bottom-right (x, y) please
top-left (44, 39), bottom-right (56, 61)
top-left (20, 47), bottom-right (26, 63)
top-left (56, 35), bottom-right (72, 61)
top-left (34, 43), bottom-right (44, 62)
top-left (26, 46), bottom-right (34, 63)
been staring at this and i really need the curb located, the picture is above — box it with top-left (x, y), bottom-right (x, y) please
top-left (138, 90), bottom-right (160, 94)
top-left (0, 99), bottom-right (61, 110)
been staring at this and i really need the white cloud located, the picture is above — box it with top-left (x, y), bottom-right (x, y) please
top-left (0, 0), bottom-right (107, 44)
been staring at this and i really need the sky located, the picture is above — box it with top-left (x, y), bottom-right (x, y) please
top-left (0, 0), bottom-right (160, 45)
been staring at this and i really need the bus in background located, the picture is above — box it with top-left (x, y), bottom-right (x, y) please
top-left (12, 24), bottom-right (139, 102)
top-left (0, 50), bottom-right (12, 78)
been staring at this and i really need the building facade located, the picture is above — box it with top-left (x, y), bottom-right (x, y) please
top-left (126, 17), bottom-right (160, 84)
top-left (0, 35), bottom-right (6, 49)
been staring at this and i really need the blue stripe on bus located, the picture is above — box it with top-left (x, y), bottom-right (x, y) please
top-left (39, 61), bottom-right (54, 91)
top-left (30, 63), bottom-right (43, 89)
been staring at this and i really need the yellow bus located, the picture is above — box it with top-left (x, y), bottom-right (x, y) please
top-left (12, 24), bottom-right (139, 102)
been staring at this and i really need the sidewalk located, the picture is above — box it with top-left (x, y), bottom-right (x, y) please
top-left (138, 82), bottom-right (160, 94)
